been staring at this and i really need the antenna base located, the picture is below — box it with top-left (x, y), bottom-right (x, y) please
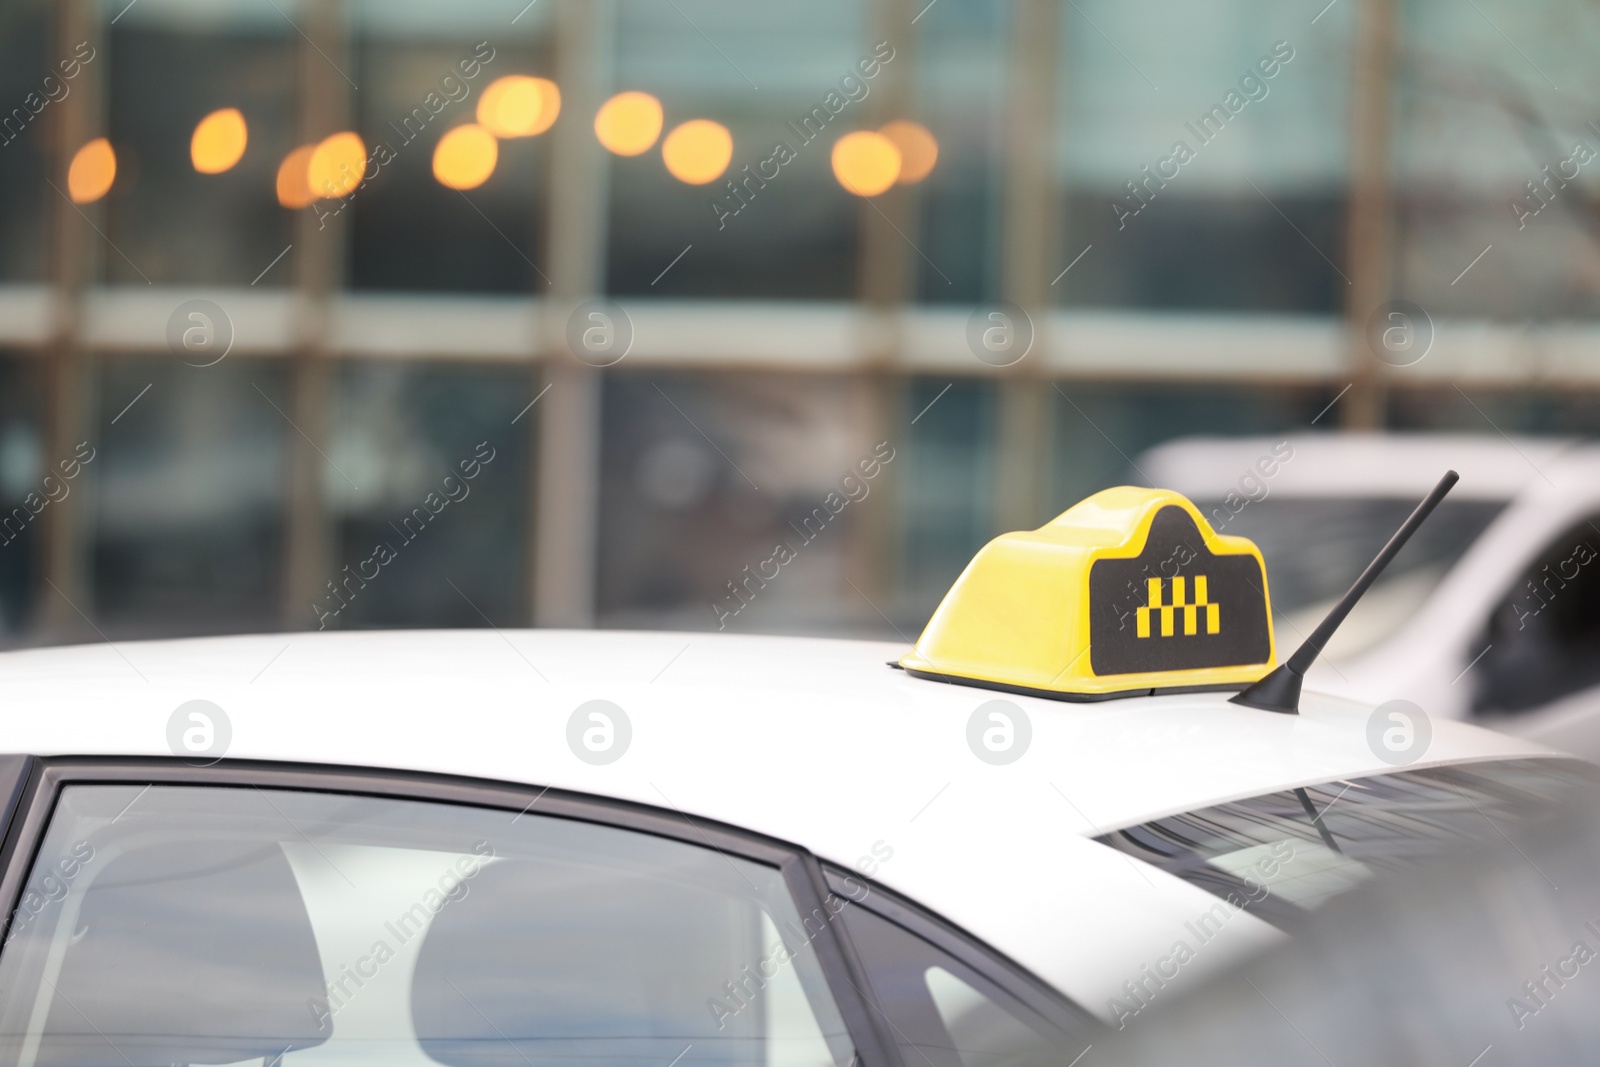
top-left (1230, 665), bottom-right (1303, 715)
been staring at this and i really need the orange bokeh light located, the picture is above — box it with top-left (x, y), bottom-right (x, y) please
top-left (307, 131), bottom-right (366, 200)
top-left (878, 120), bottom-right (937, 184)
top-left (191, 108), bottom-right (248, 174)
top-left (477, 75), bottom-right (559, 138)
top-left (532, 79), bottom-right (562, 135)
top-left (594, 91), bottom-right (663, 156)
top-left (67, 138), bottom-right (116, 203)
top-left (276, 145), bottom-right (316, 208)
top-left (831, 130), bottom-right (901, 197)
top-left (661, 119), bottom-right (732, 185)
top-left (433, 124), bottom-right (499, 190)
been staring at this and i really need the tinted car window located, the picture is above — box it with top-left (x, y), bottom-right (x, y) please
top-left (1197, 498), bottom-right (1504, 659)
top-left (1097, 759), bottom-right (1597, 929)
top-left (837, 898), bottom-right (1087, 1067)
top-left (1474, 515), bottom-right (1600, 715)
top-left (0, 785), bottom-right (855, 1067)
top-left (1198, 498), bottom-right (1505, 613)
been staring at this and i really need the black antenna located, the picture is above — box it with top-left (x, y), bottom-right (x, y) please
top-left (1231, 469), bottom-right (1460, 715)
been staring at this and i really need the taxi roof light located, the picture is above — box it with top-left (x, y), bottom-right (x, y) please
top-left (899, 473), bottom-right (1461, 708)
top-left (899, 486), bottom-right (1278, 700)
top-left (1232, 469), bottom-right (1459, 715)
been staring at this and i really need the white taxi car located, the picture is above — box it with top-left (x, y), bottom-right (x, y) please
top-left (0, 484), bottom-right (1584, 1067)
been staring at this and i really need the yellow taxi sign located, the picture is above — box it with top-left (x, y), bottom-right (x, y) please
top-left (899, 486), bottom-right (1277, 700)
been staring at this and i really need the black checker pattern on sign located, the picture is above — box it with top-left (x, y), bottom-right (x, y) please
top-left (1089, 505), bottom-right (1271, 677)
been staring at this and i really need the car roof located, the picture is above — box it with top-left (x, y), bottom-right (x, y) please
top-left (1139, 432), bottom-right (1592, 500)
top-left (0, 629), bottom-right (1562, 1010)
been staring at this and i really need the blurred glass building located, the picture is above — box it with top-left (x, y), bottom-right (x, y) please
top-left (1, 0), bottom-right (1598, 642)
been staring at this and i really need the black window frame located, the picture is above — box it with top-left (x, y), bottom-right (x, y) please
top-left (0, 755), bottom-right (1099, 1067)
top-left (1472, 512), bottom-right (1600, 717)
top-left (821, 864), bottom-right (1100, 1045)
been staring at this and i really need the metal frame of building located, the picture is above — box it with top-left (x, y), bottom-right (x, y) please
top-left (15, 0), bottom-right (1586, 637)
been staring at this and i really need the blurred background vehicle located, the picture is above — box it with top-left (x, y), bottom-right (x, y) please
top-left (1142, 433), bottom-right (1600, 757)
top-left (2, 0), bottom-right (1600, 649)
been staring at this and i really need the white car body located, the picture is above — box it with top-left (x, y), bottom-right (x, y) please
top-left (1142, 433), bottom-right (1600, 758)
top-left (0, 628), bottom-right (1563, 1023)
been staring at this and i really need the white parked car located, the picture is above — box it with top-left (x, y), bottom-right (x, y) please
top-left (1141, 434), bottom-right (1600, 759)
top-left (0, 474), bottom-right (1587, 1067)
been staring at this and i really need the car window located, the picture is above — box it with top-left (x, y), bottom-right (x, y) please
top-left (1097, 758), bottom-right (1597, 929)
top-left (1194, 497), bottom-right (1505, 661)
top-left (1473, 515), bottom-right (1600, 715)
top-left (836, 897), bottom-right (1085, 1067)
top-left (0, 784), bottom-right (856, 1067)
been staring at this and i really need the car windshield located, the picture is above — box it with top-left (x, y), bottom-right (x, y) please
top-left (1096, 758), bottom-right (1596, 930)
top-left (1194, 497), bottom-right (1506, 661)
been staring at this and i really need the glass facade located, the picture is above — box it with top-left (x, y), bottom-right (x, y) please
top-left (1394, 0), bottom-right (1600, 320)
top-left (1, 0), bottom-right (1596, 643)
top-left (608, 2), bottom-right (868, 299)
top-left (909, 0), bottom-right (1010, 303)
top-left (349, 0), bottom-right (553, 293)
top-left (105, 0), bottom-right (298, 287)
top-left (327, 363), bottom-right (532, 628)
top-left (0, 0), bottom-right (51, 282)
top-left (91, 358), bottom-right (289, 634)
top-left (0, 359), bottom-right (43, 631)
top-left (1059, 0), bottom-right (1353, 311)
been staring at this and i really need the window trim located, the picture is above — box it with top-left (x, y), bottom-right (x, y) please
top-left (822, 864), bottom-right (1101, 1040)
top-left (0, 756), bottom-right (908, 1067)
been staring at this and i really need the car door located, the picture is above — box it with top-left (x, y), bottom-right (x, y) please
top-left (0, 761), bottom-right (1095, 1067)
top-left (1469, 513), bottom-right (1600, 756)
